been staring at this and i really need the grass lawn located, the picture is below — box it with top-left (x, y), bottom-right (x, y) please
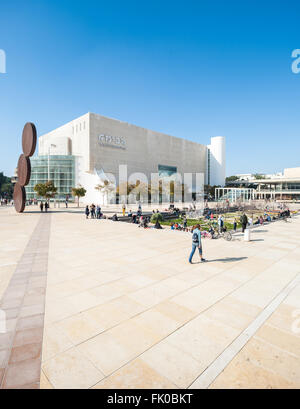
top-left (160, 217), bottom-right (241, 231)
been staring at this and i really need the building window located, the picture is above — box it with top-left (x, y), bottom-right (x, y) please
top-left (158, 165), bottom-right (177, 177)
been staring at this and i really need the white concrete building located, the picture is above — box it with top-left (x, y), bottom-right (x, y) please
top-left (207, 136), bottom-right (226, 186)
top-left (33, 113), bottom-right (226, 204)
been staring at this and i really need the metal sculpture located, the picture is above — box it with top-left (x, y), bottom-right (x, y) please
top-left (14, 123), bottom-right (37, 213)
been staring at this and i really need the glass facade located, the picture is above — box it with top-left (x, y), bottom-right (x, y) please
top-left (26, 155), bottom-right (75, 201)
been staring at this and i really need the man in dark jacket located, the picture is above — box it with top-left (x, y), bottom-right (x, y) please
top-left (240, 213), bottom-right (248, 233)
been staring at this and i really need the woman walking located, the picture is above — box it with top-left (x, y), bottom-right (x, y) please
top-left (85, 205), bottom-right (90, 219)
top-left (189, 224), bottom-right (206, 264)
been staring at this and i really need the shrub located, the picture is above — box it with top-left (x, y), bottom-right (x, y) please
top-left (150, 213), bottom-right (164, 224)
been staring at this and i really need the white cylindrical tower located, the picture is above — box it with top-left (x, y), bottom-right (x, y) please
top-left (208, 136), bottom-right (226, 186)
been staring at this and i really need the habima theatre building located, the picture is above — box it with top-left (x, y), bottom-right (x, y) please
top-left (25, 113), bottom-right (226, 204)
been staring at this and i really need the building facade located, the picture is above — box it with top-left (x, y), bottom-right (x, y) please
top-left (26, 156), bottom-right (75, 201)
top-left (27, 113), bottom-right (226, 204)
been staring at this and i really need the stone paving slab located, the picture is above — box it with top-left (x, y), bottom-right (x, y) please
top-left (0, 213), bottom-right (51, 389)
top-left (40, 209), bottom-right (300, 389)
top-left (1, 205), bottom-right (300, 388)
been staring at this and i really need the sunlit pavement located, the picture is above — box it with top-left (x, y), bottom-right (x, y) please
top-left (0, 205), bottom-right (299, 388)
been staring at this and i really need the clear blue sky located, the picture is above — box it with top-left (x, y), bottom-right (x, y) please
top-left (1, 0), bottom-right (300, 177)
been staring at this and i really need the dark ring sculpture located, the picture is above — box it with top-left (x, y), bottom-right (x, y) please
top-left (14, 122), bottom-right (37, 213)
top-left (13, 183), bottom-right (26, 213)
top-left (22, 122), bottom-right (37, 157)
top-left (17, 154), bottom-right (31, 187)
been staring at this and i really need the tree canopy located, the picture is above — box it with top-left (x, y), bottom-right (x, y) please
top-left (72, 186), bottom-right (86, 207)
top-left (253, 173), bottom-right (266, 180)
top-left (34, 181), bottom-right (57, 201)
top-left (0, 172), bottom-right (13, 198)
top-left (225, 175), bottom-right (239, 182)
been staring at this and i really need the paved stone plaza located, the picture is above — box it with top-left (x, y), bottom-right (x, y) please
top-left (0, 205), bottom-right (300, 389)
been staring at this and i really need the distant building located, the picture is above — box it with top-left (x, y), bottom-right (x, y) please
top-left (220, 167), bottom-right (300, 201)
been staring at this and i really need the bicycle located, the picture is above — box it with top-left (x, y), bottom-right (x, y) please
top-left (212, 229), bottom-right (232, 241)
top-left (201, 230), bottom-right (213, 239)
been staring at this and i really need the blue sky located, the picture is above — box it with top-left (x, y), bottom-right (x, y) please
top-left (0, 0), bottom-right (300, 177)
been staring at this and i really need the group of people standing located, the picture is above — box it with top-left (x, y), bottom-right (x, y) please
top-left (39, 202), bottom-right (49, 212)
top-left (85, 204), bottom-right (103, 219)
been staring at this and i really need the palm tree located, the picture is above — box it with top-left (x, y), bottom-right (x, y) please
top-left (95, 180), bottom-right (115, 205)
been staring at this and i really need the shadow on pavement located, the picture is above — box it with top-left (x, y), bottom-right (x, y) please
top-left (193, 256), bottom-right (248, 264)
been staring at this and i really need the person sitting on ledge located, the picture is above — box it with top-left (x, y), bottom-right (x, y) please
top-left (138, 216), bottom-right (144, 227)
top-left (139, 216), bottom-right (149, 228)
top-left (154, 220), bottom-right (163, 229)
top-left (128, 210), bottom-right (133, 217)
top-left (112, 213), bottom-right (118, 221)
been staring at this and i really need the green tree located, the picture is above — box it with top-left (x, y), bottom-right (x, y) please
top-left (253, 174), bottom-right (265, 180)
top-left (1, 182), bottom-right (13, 197)
top-left (225, 175), bottom-right (239, 183)
top-left (71, 186), bottom-right (86, 207)
top-left (204, 184), bottom-right (220, 199)
top-left (0, 172), bottom-right (13, 199)
top-left (34, 181), bottom-right (57, 203)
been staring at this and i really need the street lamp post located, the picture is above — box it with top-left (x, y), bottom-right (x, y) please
top-left (47, 144), bottom-right (57, 206)
top-left (47, 144), bottom-right (57, 181)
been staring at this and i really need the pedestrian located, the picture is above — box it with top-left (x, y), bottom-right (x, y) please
top-left (233, 218), bottom-right (237, 232)
top-left (218, 215), bottom-right (222, 232)
top-left (240, 213), bottom-right (248, 233)
top-left (122, 204), bottom-right (126, 217)
top-left (221, 215), bottom-right (224, 232)
top-left (45, 202), bottom-right (49, 212)
top-left (85, 205), bottom-right (90, 219)
top-left (65, 200), bottom-right (68, 208)
top-left (90, 204), bottom-right (96, 219)
top-left (183, 217), bottom-right (187, 230)
top-left (96, 205), bottom-right (101, 219)
top-left (189, 224), bottom-right (205, 264)
top-left (40, 202), bottom-right (44, 212)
